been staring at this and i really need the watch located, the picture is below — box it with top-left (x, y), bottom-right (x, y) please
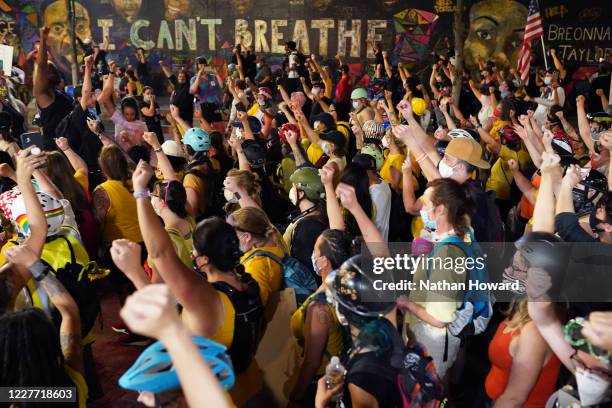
top-left (133, 190), bottom-right (151, 199)
top-left (28, 260), bottom-right (50, 282)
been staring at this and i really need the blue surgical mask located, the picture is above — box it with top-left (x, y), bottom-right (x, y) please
top-left (420, 208), bottom-right (437, 230)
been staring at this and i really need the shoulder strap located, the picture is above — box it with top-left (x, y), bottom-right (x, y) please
top-left (60, 235), bottom-right (77, 266)
top-left (242, 249), bottom-right (284, 265)
top-left (212, 280), bottom-right (235, 296)
top-left (430, 236), bottom-right (465, 257)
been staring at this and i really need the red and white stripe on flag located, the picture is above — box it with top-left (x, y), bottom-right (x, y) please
top-left (517, 0), bottom-right (544, 85)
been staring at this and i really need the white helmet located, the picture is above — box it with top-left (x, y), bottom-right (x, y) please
top-left (448, 128), bottom-right (478, 140)
top-left (11, 191), bottom-right (65, 237)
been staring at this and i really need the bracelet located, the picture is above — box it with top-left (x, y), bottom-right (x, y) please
top-left (154, 147), bottom-right (162, 153)
top-left (133, 190), bottom-right (151, 199)
top-left (28, 260), bottom-right (50, 282)
top-left (476, 124), bottom-right (482, 129)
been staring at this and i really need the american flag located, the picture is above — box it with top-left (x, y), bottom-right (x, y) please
top-left (517, 0), bottom-right (544, 84)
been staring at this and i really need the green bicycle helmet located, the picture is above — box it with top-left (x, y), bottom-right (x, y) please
top-left (289, 167), bottom-right (325, 201)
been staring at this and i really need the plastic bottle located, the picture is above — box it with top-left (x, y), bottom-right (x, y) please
top-left (325, 356), bottom-right (345, 404)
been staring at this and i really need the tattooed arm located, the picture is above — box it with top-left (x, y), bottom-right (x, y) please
top-left (91, 186), bottom-right (110, 226)
top-left (2, 246), bottom-right (83, 374)
top-left (289, 302), bottom-right (332, 403)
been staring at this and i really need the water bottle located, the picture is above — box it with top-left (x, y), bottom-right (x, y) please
top-left (325, 356), bottom-right (345, 405)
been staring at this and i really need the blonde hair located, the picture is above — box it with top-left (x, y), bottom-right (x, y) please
top-left (227, 169), bottom-right (258, 196)
top-left (231, 207), bottom-right (287, 253)
top-left (505, 297), bottom-right (531, 332)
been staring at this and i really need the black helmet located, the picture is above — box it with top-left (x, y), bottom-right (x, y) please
top-left (572, 169), bottom-right (607, 217)
top-left (325, 254), bottom-right (395, 324)
top-left (586, 112), bottom-right (612, 129)
top-left (242, 140), bottom-right (266, 169)
top-left (515, 232), bottom-right (568, 298)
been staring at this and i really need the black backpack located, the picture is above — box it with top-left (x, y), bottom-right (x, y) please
top-left (184, 158), bottom-right (225, 221)
top-left (212, 274), bottom-right (264, 373)
top-left (47, 236), bottom-right (100, 337)
top-left (349, 319), bottom-right (445, 408)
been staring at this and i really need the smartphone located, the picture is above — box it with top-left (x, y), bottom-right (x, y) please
top-left (20, 131), bottom-right (45, 154)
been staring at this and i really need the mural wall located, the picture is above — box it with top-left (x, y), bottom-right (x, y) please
top-left (0, 0), bottom-right (610, 82)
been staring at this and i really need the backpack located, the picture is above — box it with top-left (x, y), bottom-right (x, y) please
top-left (427, 232), bottom-right (494, 340)
top-left (483, 190), bottom-right (505, 244)
top-left (212, 273), bottom-right (264, 373)
top-left (243, 250), bottom-right (317, 305)
top-left (183, 159), bottom-right (225, 221)
top-left (349, 319), bottom-right (445, 408)
top-left (44, 236), bottom-right (101, 337)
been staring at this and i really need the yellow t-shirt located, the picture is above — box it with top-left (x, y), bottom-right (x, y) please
top-left (490, 120), bottom-right (510, 142)
top-left (380, 152), bottom-right (406, 190)
top-left (288, 292), bottom-right (344, 376)
top-left (209, 290), bottom-right (263, 407)
top-left (98, 180), bottom-right (142, 243)
top-left (240, 245), bottom-right (284, 306)
top-left (485, 145), bottom-right (532, 200)
top-left (307, 142), bottom-right (324, 166)
top-left (74, 170), bottom-right (89, 193)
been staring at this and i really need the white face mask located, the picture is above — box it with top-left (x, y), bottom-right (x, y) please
top-left (224, 188), bottom-right (237, 203)
top-left (143, 95), bottom-right (151, 103)
top-left (575, 367), bottom-right (611, 406)
top-left (322, 142), bottom-right (331, 155)
top-left (235, 128), bottom-right (244, 139)
top-left (289, 186), bottom-right (299, 206)
top-left (312, 87), bottom-right (321, 96)
top-left (382, 136), bottom-right (389, 149)
top-left (256, 63), bottom-right (262, 69)
top-left (257, 97), bottom-right (265, 106)
top-left (352, 100), bottom-right (362, 110)
top-left (438, 159), bottom-right (455, 178)
top-left (544, 77), bottom-right (552, 85)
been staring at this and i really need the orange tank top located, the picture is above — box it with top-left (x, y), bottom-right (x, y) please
top-left (485, 318), bottom-right (560, 407)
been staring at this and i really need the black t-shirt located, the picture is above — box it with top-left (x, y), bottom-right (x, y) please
top-left (463, 179), bottom-right (489, 242)
top-left (66, 103), bottom-right (103, 185)
top-left (290, 215), bottom-right (327, 280)
top-left (38, 89), bottom-right (73, 148)
top-left (346, 351), bottom-right (402, 408)
top-left (118, 76), bottom-right (129, 94)
top-left (555, 212), bottom-right (596, 243)
top-left (139, 100), bottom-right (164, 142)
top-left (168, 74), bottom-right (194, 123)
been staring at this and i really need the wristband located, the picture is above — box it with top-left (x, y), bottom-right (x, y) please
top-left (133, 190), bottom-right (151, 199)
top-left (28, 260), bottom-right (50, 282)
top-left (476, 124), bottom-right (482, 129)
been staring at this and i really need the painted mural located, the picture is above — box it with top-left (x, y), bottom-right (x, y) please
top-left (0, 0), bottom-right (609, 82)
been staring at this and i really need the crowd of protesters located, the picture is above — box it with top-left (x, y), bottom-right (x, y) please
top-left (0, 24), bottom-right (610, 408)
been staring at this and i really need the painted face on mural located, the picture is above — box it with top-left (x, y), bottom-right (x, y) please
top-left (464, 0), bottom-right (527, 76)
top-left (164, 0), bottom-right (191, 21)
top-left (43, 0), bottom-right (92, 65)
top-left (111, 0), bottom-right (143, 23)
top-left (229, 0), bottom-right (254, 15)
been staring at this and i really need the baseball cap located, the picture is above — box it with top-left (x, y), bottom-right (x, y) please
top-left (231, 116), bottom-right (263, 134)
top-left (312, 112), bottom-right (335, 131)
top-left (161, 140), bottom-right (187, 159)
top-left (444, 138), bottom-right (490, 169)
top-left (320, 130), bottom-right (346, 152)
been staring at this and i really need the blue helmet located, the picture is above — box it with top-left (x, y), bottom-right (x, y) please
top-left (181, 128), bottom-right (211, 152)
top-left (119, 336), bottom-right (235, 393)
